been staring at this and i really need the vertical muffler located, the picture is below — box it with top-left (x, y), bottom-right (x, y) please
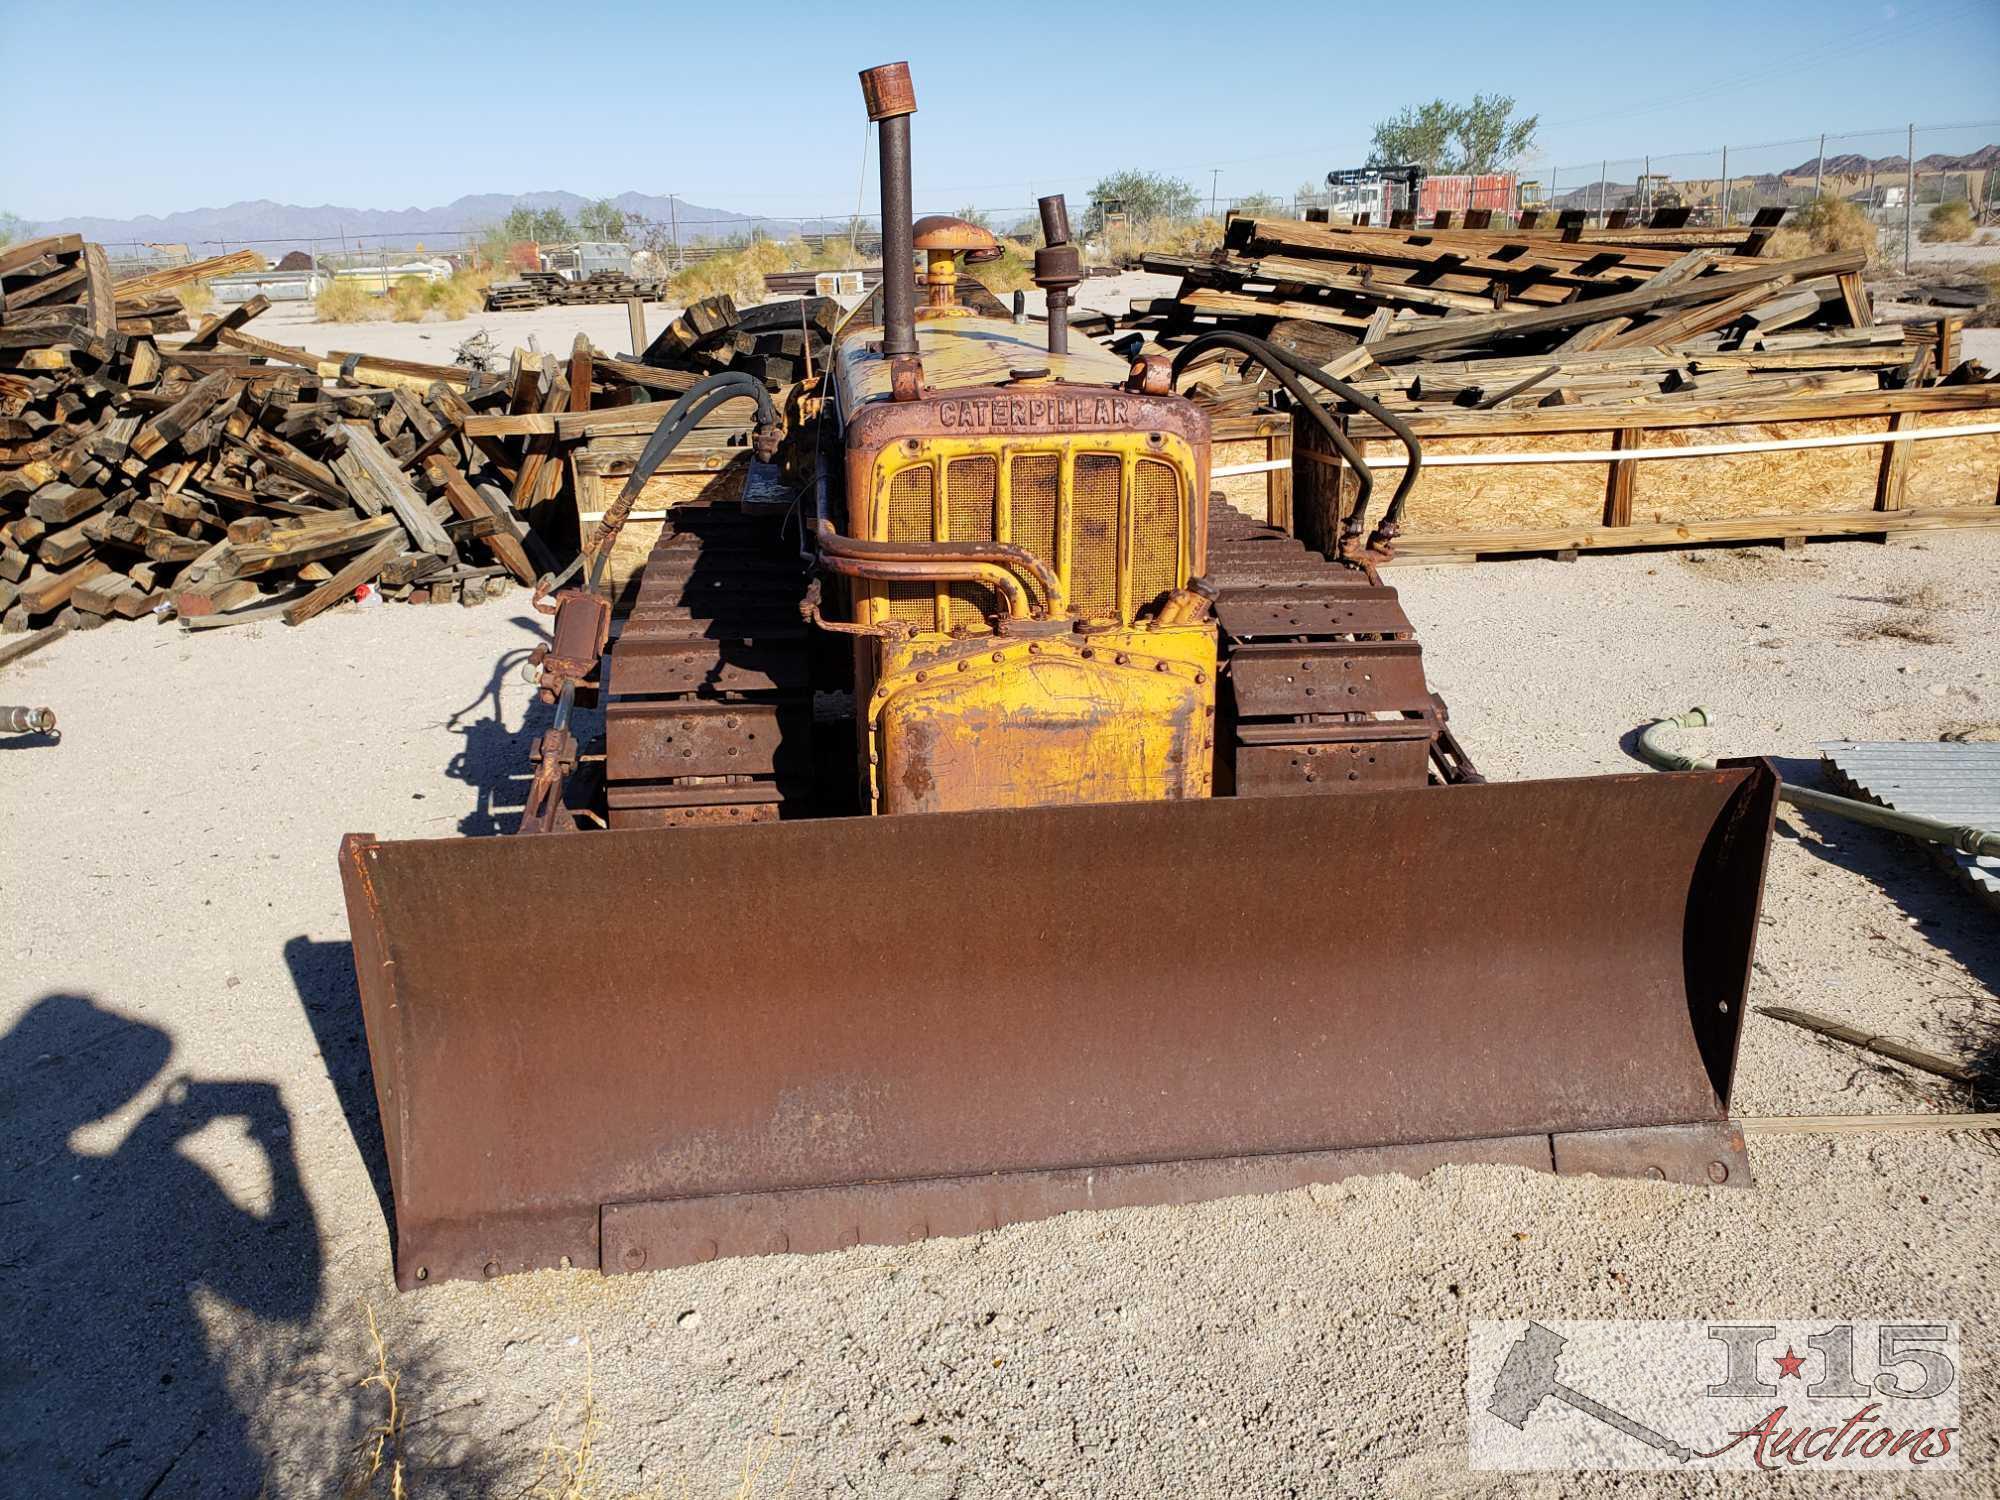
top-left (860, 61), bottom-right (921, 396)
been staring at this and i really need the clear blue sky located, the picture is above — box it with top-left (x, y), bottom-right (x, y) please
top-left (3, 0), bottom-right (1996, 223)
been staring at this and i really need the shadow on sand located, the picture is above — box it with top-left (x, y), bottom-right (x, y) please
top-left (0, 993), bottom-right (319, 1495)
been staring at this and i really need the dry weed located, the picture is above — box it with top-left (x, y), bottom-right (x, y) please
top-left (344, 1303), bottom-right (408, 1499)
top-left (316, 279), bottom-right (387, 323)
top-left (1102, 215), bottom-right (1225, 266)
top-left (1920, 201), bottom-right (1974, 244)
top-left (176, 281), bottom-right (215, 317)
top-left (1844, 581), bottom-right (1956, 645)
top-left (671, 240), bottom-right (798, 305)
top-left (1764, 195), bottom-right (1883, 267)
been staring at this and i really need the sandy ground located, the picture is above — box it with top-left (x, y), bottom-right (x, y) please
top-left (2, 516), bottom-right (1995, 1493)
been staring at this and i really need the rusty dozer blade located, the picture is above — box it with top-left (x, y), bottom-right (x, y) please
top-left (339, 762), bottom-right (1777, 1288)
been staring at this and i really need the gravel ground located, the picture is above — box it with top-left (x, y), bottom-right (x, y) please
top-left (2, 527), bottom-right (1993, 1497)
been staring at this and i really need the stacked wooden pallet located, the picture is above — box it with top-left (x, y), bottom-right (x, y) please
top-left (639, 294), bottom-right (841, 389)
top-left (484, 281), bottom-right (547, 311)
top-left (1117, 216), bottom-right (1979, 413)
top-left (0, 234), bottom-right (561, 637)
top-left (483, 272), bottom-right (666, 312)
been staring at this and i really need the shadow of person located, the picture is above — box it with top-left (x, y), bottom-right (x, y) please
top-left (0, 994), bottom-right (321, 1498)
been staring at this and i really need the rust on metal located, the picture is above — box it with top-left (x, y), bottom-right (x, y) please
top-left (340, 762), bottom-right (1778, 1288)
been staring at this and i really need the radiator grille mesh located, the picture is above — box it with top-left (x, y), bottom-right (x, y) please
top-left (1131, 459), bottom-right (1181, 616)
top-left (1070, 454), bottom-right (1121, 620)
top-left (945, 457), bottom-right (998, 631)
top-left (885, 464), bottom-right (935, 628)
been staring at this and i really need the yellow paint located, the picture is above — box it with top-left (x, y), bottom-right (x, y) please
top-left (866, 627), bottom-right (1216, 814)
top-left (862, 431), bottom-right (1199, 629)
top-left (831, 311), bottom-right (1218, 817)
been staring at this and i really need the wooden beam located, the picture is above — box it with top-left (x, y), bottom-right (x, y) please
top-left (113, 249), bottom-right (262, 302)
top-left (1381, 506), bottom-right (2000, 561)
top-left (1760, 1006), bottom-right (1976, 1084)
top-left (81, 244), bottom-right (116, 339)
top-left (333, 424), bottom-right (455, 556)
top-left (1737, 1113), bottom-right (1997, 1136)
top-left (422, 453), bottom-right (536, 584)
top-left (1874, 410), bottom-right (1911, 512)
top-left (1366, 253), bottom-right (1864, 363)
top-left (1602, 428), bottom-right (1638, 526)
top-left (283, 534), bottom-right (402, 625)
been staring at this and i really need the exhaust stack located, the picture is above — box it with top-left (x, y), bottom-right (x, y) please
top-left (1034, 194), bottom-right (1082, 357)
top-left (859, 62), bottom-right (920, 386)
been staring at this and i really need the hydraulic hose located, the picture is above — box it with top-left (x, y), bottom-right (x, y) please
top-left (1249, 336), bottom-right (1426, 541)
top-left (1169, 333), bottom-right (1376, 536)
top-left (1169, 331), bottom-right (1424, 550)
top-left (535, 374), bottom-right (779, 606)
top-left (1637, 707), bottom-right (2000, 860)
top-left (538, 375), bottom-right (781, 742)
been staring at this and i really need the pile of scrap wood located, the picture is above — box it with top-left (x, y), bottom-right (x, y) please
top-left (1, 234), bottom-right (565, 638)
top-left (1107, 217), bottom-right (1981, 415)
top-left (637, 294), bottom-right (841, 389)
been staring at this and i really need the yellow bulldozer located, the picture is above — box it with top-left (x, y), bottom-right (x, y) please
top-left (339, 63), bottom-right (1779, 1289)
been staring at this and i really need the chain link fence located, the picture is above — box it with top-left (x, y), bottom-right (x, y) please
top-left (86, 119), bottom-right (1998, 281)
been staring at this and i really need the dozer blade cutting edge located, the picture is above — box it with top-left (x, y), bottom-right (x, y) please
top-left (339, 762), bottom-right (1777, 1288)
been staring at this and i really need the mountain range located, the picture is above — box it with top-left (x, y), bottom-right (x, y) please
top-left (20, 191), bottom-right (863, 254)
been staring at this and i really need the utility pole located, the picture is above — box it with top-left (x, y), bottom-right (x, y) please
top-left (1643, 155), bottom-right (1651, 216)
top-left (1597, 160), bottom-right (1608, 225)
top-left (1210, 169), bottom-right (1220, 220)
top-left (1812, 132), bottom-right (1825, 201)
top-left (669, 194), bottom-right (681, 270)
top-left (1903, 122), bottom-right (1915, 274)
top-left (1719, 144), bottom-right (1729, 225)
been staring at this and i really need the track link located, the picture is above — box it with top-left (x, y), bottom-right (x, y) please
top-left (601, 502), bottom-right (818, 828)
top-left (1207, 500), bottom-right (1473, 794)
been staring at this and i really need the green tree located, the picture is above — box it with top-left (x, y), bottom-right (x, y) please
top-left (1088, 169), bottom-right (1200, 229)
top-left (576, 197), bottom-right (631, 241)
top-left (1369, 96), bottom-right (1538, 174)
top-left (0, 211), bottom-right (26, 247)
top-left (501, 204), bottom-right (573, 243)
top-left (955, 204), bottom-right (991, 231)
top-left (1233, 191), bottom-right (1286, 217)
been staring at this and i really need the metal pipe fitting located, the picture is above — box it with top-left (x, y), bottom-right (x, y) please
top-left (1033, 194), bottom-right (1082, 358)
top-left (1, 705), bottom-right (55, 735)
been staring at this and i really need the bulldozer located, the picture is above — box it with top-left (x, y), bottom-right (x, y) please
top-left (338, 63), bottom-right (1780, 1289)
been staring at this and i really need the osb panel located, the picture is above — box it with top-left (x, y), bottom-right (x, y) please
top-left (1214, 433), bottom-right (1283, 520)
top-left (1636, 417), bottom-right (1884, 521)
top-left (1904, 409), bottom-right (2000, 510)
top-left (1351, 430), bottom-right (1614, 533)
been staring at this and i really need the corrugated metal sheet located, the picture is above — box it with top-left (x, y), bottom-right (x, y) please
top-left (1818, 740), bottom-right (2000, 912)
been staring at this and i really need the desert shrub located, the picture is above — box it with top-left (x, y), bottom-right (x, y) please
top-left (1765, 194), bottom-right (1882, 265)
top-left (963, 239), bottom-right (1035, 294)
top-left (176, 281), bottom-right (215, 317)
top-left (314, 279), bottom-right (383, 322)
top-left (1920, 201), bottom-right (1974, 243)
top-left (388, 271), bottom-right (484, 321)
top-left (1100, 215), bottom-right (1225, 267)
top-left (670, 239), bottom-right (799, 304)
